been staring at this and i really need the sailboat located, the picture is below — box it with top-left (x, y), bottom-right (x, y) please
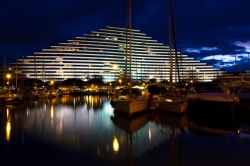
top-left (187, 81), bottom-right (239, 103)
top-left (112, 0), bottom-right (148, 115)
top-left (153, 0), bottom-right (188, 114)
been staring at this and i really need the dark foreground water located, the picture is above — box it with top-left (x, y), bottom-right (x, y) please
top-left (1, 95), bottom-right (250, 166)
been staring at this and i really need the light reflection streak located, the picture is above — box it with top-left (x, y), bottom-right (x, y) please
top-left (26, 108), bottom-right (29, 117)
top-left (103, 102), bottom-right (114, 116)
top-left (113, 137), bottom-right (119, 153)
top-left (51, 105), bottom-right (54, 127)
top-left (6, 108), bottom-right (9, 119)
top-left (58, 111), bottom-right (64, 134)
top-left (51, 106), bottom-right (54, 119)
top-left (148, 128), bottom-right (152, 141)
top-left (6, 108), bottom-right (11, 142)
top-left (6, 121), bottom-right (11, 142)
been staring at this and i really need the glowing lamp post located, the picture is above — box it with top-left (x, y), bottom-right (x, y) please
top-left (50, 80), bottom-right (55, 89)
top-left (6, 74), bottom-right (11, 86)
top-left (118, 79), bottom-right (122, 86)
top-left (50, 80), bottom-right (54, 86)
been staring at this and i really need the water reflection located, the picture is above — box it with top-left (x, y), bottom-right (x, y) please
top-left (112, 136), bottom-right (119, 153)
top-left (19, 96), bottom-right (169, 160)
top-left (2, 96), bottom-right (250, 165)
top-left (57, 95), bottom-right (105, 110)
top-left (5, 108), bottom-right (11, 142)
top-left (111, 113), bottom-right (153, 158)
top-left (151, 112), bottom-right (188, 166)
top-left (6, 121), bottom-right (11, 142)
top-left (188, 108), bottom-right (240, 136)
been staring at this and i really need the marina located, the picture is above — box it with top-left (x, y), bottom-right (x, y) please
top-left (1, 95), bottom-right (250, 165)
top-left (1, 0), bottom-right (250, 165)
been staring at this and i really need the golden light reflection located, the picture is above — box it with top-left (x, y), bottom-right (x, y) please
top-left (50, 106), bottom-right (54, 119)
top-left (6, 121), bottom-right (11, 142)
top-left (112, 137), bottom-right (119, 153)
top-left (87, 95), bottom-right (94, 108)
top-left (61, 96), bottom-right (67, 104)
top-left (6, 108), bottom-right (9, 119)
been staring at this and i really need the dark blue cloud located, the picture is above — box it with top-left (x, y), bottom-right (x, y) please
top-left (1, 0), bottom-right (250, 72)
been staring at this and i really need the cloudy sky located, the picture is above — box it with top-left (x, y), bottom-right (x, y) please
top-left (1, 0), bottom-right (250, 72)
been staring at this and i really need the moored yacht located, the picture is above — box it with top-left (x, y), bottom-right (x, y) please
top-left (111, 0), bottom-right (148, 116)
top-left (112, 87), bottom-right (148, 115)
top-left (187, 82), bottom-right (239, 103)
top-left (113, 97), bottom-right (148, 115)
top-left (149, 0), bottom-right (188, 114)
top-left (148, 84), bottom-right (188, 113)
top-left (156, 96), bottom-right (188, 113)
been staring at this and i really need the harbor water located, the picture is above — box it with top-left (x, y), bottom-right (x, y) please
top-left (1, 95), bottom-right (250, 166)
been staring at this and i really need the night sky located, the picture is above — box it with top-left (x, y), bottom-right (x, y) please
top-left (1, 0), bottom-right (250, 72)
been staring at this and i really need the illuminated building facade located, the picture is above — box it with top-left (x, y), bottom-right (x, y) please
top-left (13, 26), bottom-right (222, 82)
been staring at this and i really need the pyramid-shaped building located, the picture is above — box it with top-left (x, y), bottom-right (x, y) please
top-left (13, 26), bottom-right (222, 82)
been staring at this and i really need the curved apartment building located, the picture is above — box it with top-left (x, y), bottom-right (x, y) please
top-left (13, 26), bottom-right (222, 82)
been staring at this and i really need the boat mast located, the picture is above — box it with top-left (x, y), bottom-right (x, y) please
top-left (127, 0), bottom-right (132, 95)
top-left (15, 55), bottom-right (18, 89)
top-left (168, 0), bottom-right (180, 83)
top-left (168, 0), bottom-right (173, 84)
top-left (128, 0), bottom-right (132, 84)
top-left (3, 55), bottom-right (6, 88)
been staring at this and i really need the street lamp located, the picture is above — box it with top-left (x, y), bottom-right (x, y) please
top-left (6, 74), bottom-right (11, 86)
top-left (50, 80), bottom-right (54, 85)
top-left (118, 79), bottom-right (122, 86)
top-left (50, 80), bottom-right (55, 90)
